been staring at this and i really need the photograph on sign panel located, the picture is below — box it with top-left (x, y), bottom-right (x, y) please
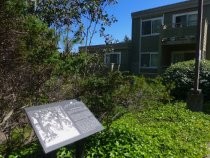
top-left (30, 106), bottom-right (80, 148)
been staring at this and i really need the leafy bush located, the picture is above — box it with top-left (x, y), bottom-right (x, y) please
top-left (79, 71), bottom-right (128, 123)
top-left (162, 60), bottom-right (210, 101)
top-left (54, 52), bottom-right (106, 77)
top-left (79, 73), bottom-right (172, 124)
top-left (85, 103), bottom-right (210, 158)
top-left (112, 76), bottom-right (172, 111)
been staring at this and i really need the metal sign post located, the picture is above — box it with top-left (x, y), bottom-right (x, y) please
top-left (187, 0), bottom-right (204, 111)
top-left (194, 0), bottom-right (203, 92)
top-left (75, 140), bottom-right (85, 158)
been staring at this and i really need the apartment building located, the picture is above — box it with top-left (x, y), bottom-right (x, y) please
top-left (80, 0), bottom-right (210, 75)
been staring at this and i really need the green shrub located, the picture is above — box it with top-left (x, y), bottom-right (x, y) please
top-left (162, 60), bottom-right (210, 101)
top-left (80, 71), bottom-right (127, 123)
top-left (3, 142), bottom-right (43, 158)
top-left (5, 143), bottom-right (75, 158)
top-left (56, 147), bottom-right (74, 158)
top-left (112, 76), bottom-right (172, 111)
top-left (55, 52), bottom-right (106, 77)
top-left (85, 103), bottom-right (210, 158)
top-left (80, 74), bottom-right (171, 124)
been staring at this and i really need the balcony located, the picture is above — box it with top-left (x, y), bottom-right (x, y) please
top-left (161, 23), bottom-right (197, 45)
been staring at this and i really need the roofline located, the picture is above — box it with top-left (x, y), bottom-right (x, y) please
top-left (79, 42), bottom-right (132, 51)
top-left (132, 0), bottom-right (210, 19)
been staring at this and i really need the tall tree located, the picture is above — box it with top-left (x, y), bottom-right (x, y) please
top-left (0, 0), bottom-right (58, 113)
top-left (0, 2), bottom-right (60, 154)
top-left (35, 0), bottom-right (118, 52)
top-left (123, 35), bottom-right (131, 43)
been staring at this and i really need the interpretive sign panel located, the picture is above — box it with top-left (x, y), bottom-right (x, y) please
top-left (25, 100), bottom-right (103, 153)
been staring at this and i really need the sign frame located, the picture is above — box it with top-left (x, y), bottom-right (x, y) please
top-left (25, 100), bottom-right (103, 153)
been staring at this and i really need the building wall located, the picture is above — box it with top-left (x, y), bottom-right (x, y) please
top-left (132, 14), bottom-right (163, 75)
top-left (131, 2), bottom-right (210, 75)
top-left (160, 7), bottom-right (197, 68)
top-left (141, 36), bottom-right (160, 52)
top-left (80, 43), bottom-right (131, 72)
top-left (82, 1), bottom-right (210, 75)
top-left (163, 8), bottom-right (197, 26)
top-left (113, 47), bottom-right (130, 71)
top-left (163, 4), bottom-right (210, 60)
top-left (131, 18), bottom-right (140, 74)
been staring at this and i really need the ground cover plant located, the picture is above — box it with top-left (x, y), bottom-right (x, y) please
top-left (4, 103), bottom-right (210, 158)
top-left (84, 103), bottom-right (210, 158)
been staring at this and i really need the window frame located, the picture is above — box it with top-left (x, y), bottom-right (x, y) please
top-left (104, 52), bottom-right (121, 65)
top-left (172, 11), bottom-right (198, 28)
top-left (141, 17), bottom-right (163, 37)
top-left (140, 52), bottom-right (159, 69)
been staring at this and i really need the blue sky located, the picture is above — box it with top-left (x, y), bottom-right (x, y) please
top-left (86, 0), bottom-right (187, 46)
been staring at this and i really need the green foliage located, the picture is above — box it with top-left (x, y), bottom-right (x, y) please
top-left (6, 103), bottom-right (210, 158)
top-left (85, 103), bottom-right (210, 158)
top-left (0, 0), bottom-right (59, 156)
top-left (22, 15), bottom-right (58, 64)
top-left (1, 0), bottom-right (121, 157)
top-left (4, 143), bottom-right (75, 158)
top-left (56, 54), bottom-right (171, 123)
top-left (112, 76), bottom-right (172, 111)
top-left (3, 90), bottom-right (210, 157)
top-left (80, 71), bottom-right (126, 122)
top-left (4, 0), bottom-right (28, 16)
top-left (56, 148), bottom-right (73, 158)
top-left (0, 0), bottom-right (59, 110)
top-left (79, 70), bottom-right (171, 124)
top-left (162, 60), bottom-right (210, 101)
top-left (56, 52), bottom-right (105, 77)
top-left (41, 52), bottom-right (108, 103)
top-left (4, 142), bottom-right (43, 158)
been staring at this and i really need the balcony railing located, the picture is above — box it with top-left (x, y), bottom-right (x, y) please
top-left (160, 23), bottom-right (197, 45)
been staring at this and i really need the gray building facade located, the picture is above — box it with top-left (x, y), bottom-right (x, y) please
top-left (80, 0), bottom-right (210, 75)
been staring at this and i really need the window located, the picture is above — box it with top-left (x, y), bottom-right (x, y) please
top-left (105, 52), bottom-right (121, 64)
top-left (151, 54), bottom-right (159, 67)
top-left (152, 19), bottom-right (162, 34)
top-left (141, 17), bottom-right (163, 36)
top-left (141, 54), bottom-right (150, 67)
top-left (141, 53), bottom-right (158, 68)
top-left (175, 15), bottom-right (187, 27)
top-left (142, 21), bottom-right (151, 35)
top-left (173, 11), bottom-right (197, 28)
top-left (188, 14), bottom-right (197, 26)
